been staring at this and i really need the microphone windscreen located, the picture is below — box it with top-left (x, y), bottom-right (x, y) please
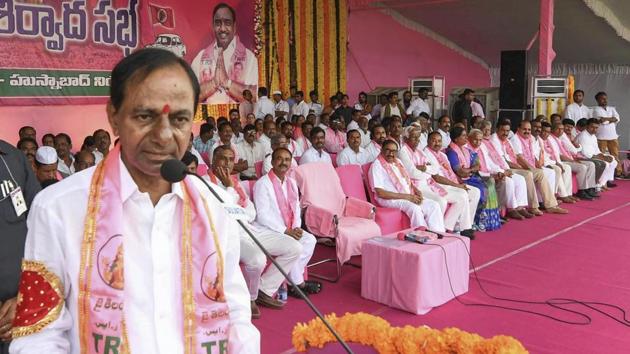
top-left (160, 159), bottom-right (187, 183)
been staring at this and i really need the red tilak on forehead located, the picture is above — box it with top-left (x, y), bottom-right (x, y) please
top-left (162, 104), bottom-right (170, 114)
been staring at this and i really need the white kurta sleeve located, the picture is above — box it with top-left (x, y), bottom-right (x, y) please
top-left (9, 202), bottom-right (73, 354)
top-left (252, 179), bottom-right (286, 234)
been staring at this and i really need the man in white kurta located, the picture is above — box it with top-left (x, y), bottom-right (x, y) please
top-left (591, 92), bottom-right (623, 177)
top-left (262, 134), bottom-right (298, 175)
top-left (510, 126), bottom-right (557, 198)
top-left (576, 119), bottom-right (617, 187)
top-left (337, 130), bottom-right (369, 166)
top-left (191, 4), bottom-right (257, 104)
top-left (370, 140), bottom-right (445, 232)
top-left (364, 124), bottom-right (387, 163)
top-left (437, 115), bottom-right (452, 150)
top-left (405, 88), bottom-right (431, 118)
top-left (299, 127), bottom-right (332, 165)
top-left (236, 125), bottom-right (266, 179)
top-left (290, 91), bottom-right (310, 118)
top-left (563, 90), bottom-right (591, 123)
top-left (253, 149), bottom-right (318, 295)
top-left (398, 128), bottom-right (473, 234)
top-left (209, 146), bottom-right (301, 317)
top-left (254, 87), bottom-right (275, 119)
top-left (531, 121), bottom-right (575, 202)
top-left (10, 49), bottom-right (259, 353)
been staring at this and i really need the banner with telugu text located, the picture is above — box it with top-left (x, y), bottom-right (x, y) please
top-left (0, 0), bottom-right (255, 106)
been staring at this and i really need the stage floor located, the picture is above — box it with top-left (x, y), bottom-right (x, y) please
top-left (255, 181), bottom-right (630, 354)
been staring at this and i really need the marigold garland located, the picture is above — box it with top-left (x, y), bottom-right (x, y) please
top-left (292, 313), bottom-right (528, 354)
top-left (253, 0), bottom-right (263, 56)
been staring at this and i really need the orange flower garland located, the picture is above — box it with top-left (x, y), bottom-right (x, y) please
top-left (292, 313), bottom-right (528, 354)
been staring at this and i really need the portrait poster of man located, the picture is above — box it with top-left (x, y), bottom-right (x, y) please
top-left (191, 2), bottom-right (259, 105)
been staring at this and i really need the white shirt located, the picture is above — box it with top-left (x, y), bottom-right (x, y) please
top-left (274, 100), bottom-right (290, 115)
top-left (364, 141), bottom-right (382, 163)
top-left (423, 147), bottom-right (446, 176)
top-left (471, 101), bottom-right (485, 118)
top-left (299, 147), bottom-right (332, 165)
top-left (253, 174), bottom-right (301, 233)
top-left (336, 146), bottom-right (368, 166)
top-left (477, 143), bottom-right (505, 175)
top-left (419, 132), bottom-right (428, 150)
top-left (10, 158), bottom-right (259, 354)
top-left (231, 132), bottom-right (245, 146)
top-left (591, 106), bottom-right (620, 140)
top-left (397, 144), bottom-right (432, 185)
top-left (545, 136), bottom-right (563, 162)
top-left (57, 155), bottom-right (75, 178)
top-left (296, 136), bottom-right (312, 154)
top-left (291, 100), bottom-right (310, 118)
top-left (236, 140), bottom-right (265, 177)
top-left (405, 98), bottom-right (430, 117)
top-left (490, 133), bottom-right (513, 163)
top-left (191, 37), bottom-right (258, 104)
top-left (287, 138), bottom-right (304, 158)
top-left (438, 129), bottom-right (451, 149)
top-left (308, 102), bottom-right (323, 117)
top-left (257, 134), bottom-right (272, 154)
top-left (534, 136), bottom-right (555, 165)
top-left (576, 130), bottom-right (601, 158)
top-left (347, 121), bottom-right (371, 148)
top-left (189, 147), bottom-right (209, 170)
top-left (369, 158), bottom-right (411, 203)
top-left (381, 104), bottom-right (401, 118)
top-left (254, 96), bottom-right (275, 119)
top-left (563, 102), bottom-right (591, 122)
top-left (559, 132), bottom-right (582, 155)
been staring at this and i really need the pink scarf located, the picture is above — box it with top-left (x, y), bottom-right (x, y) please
top-left (403, 143), bottom-right (447, 196)
top-left (516, 133), bottom-right (536, 166)
top-left (78, 145), bottom-right (230, 353)
top-left (483, 139), bottom-right (509, 170)
top-left (376, 155), bottom-right (412, 194)
top-left (268, 169), bottom-right (298, 228)
top-left (467, 144), bottom-right (489, 173)
top-left (199, 36), bottom-right (248, 84)
top-left (208, 171), bottom-right (248, 208)
top-left (550, 134), bottom-right (574, 161)
top-left (448, 142), bottom-right (471, 169)
top-left (501, 138), bottom-right (518, 163)
top-left (299, 135), bottom-right (312, 150)
top-left (425, 147), bottom-right (459, 183)
top-left (326, 127), bottom-right (346, 151)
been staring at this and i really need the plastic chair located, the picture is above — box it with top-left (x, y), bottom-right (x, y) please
top-left (295, 162), bottom-right (381, 282)
top-left (361, 163), bottom-right (411, 234)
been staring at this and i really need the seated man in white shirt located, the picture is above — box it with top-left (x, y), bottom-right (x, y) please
top-left (263, 133), bottom-right (297, 174)
top-left (399, 127), bottom-right (475, 238)
top-left (576, 118), bottom-right (618, 189)
top-left (437, 115), bottom-right (452, 149)
top-left (253, 148), bottom-right (322, 298)
top-left (281, 121), bottom-right (303, 158)
top-left (209, 146), bottom-right (301, 318)
top-left (297, 121), bottom-right (313, 153)
top-left (324, 116), bottom-right (346, 154)
top-left (509, 120), bottom-right (568, 214)
top-left (555, 121), bottom-right (602, 197)
top-left (236, 124), bottom-right (266, 179)
top-left (563, 89), bottom-right (591, 123)
top-left (370, 139), bottom-right (445, 232)
top-left (211, 122), bottom-right (248, 174)
top-left (54, 133), bottom-right (75, 178)
top-left (591, 91), bottom-right (625, 178)
top-left (299, 127), bottom-right (332, 165)
top-left (531, 120), bottom-right (576, 204)
top-left (258, 119), bottom-right (276, 154)
top-left (337, 129), bottom-right (369, 166)
top-left (424, 132), bottom-right (481, 234)
top-left (364, 124), bottom-right (386, 163)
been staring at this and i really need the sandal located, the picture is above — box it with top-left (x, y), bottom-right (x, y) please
top-left (288, 280), bottom-right (323, 298)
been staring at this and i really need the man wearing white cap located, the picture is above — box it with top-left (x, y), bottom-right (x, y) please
top-left (34, 146), bottom-right (58, 185)
top-left (273, 91), bottom-right (289, 118)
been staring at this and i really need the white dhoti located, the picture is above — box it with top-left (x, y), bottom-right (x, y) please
top-left (288, 231), bottom-right (316, 286)
top-left (464, 185), bottom-right (482, 223)
top-left (496, 173), bottom-right (528, 209)
top-left (551, 163), bottom-right (572, 198)
top-left (565, 160), bottom-right (596, 190)
top-left (377, 197), bottom-right (446, 232)
top-left (541, 167), bottom-right (556, 199)
top-left (600, 158), bottom-right (618, 184)
top-left (418, 183), bottom-right (472, 232)
top-left (240, 230), bottom-right (303, 298)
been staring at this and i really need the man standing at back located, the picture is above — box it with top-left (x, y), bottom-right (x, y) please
top-left (9, 49), bottom-right (259, 353)
top-left (591, 92), bottom-right (625, 178)
top-left (254, 87), bottom-right (274, 119)
top-left (563, 89), bottom-right (591, 123)
top-left (192, 3), bottom-right (258, 104)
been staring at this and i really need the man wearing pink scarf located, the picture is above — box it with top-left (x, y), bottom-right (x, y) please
top-left (508, 121), bottom-right (568, 215)
top-left (10, 49), bottom-right (259, 353)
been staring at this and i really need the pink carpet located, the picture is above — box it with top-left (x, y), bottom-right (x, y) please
top-left (255, 181), bottom-right (630, 353)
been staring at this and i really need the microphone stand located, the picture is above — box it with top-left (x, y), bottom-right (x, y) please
top-left (186, 172), bottom-right (354, 354)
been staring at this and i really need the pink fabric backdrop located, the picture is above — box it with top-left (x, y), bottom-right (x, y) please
top-left (346, 10), bottom-right (490, 103)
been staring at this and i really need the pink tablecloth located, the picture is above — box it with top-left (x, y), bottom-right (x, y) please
top-left (361, 233), bottom-right (470, 315)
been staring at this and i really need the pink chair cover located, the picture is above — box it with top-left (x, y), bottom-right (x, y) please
top-left (295, 162), bottom-right (381, 264)
top-left (361, 232), bottom-right (470, 314)
top-left (336, 164), bottom-right (369, 201)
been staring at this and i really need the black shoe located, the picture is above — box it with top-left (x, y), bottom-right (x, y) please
top-left (587, 188), bottom-right (601, 198)
top-left (576, 190), bottom-right (593, 201)
top-left (460, 229), bottom-right (476, 240)
top-left (607, 181), bottom-right (618, 188)
top-left (616, 174), bottom-right (630, 180)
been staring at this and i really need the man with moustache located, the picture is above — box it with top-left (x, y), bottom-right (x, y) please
top-left (299, 127), bottom-right (332, 165)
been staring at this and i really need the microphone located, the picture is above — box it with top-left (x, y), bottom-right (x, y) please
top-left (160, 159), bottom-right (353, 353)
top-left (397, 232), bottom-right (429, 244)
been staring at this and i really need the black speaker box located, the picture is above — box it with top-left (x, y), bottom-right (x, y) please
top-left (499, 50), bottom-right (527, 110)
